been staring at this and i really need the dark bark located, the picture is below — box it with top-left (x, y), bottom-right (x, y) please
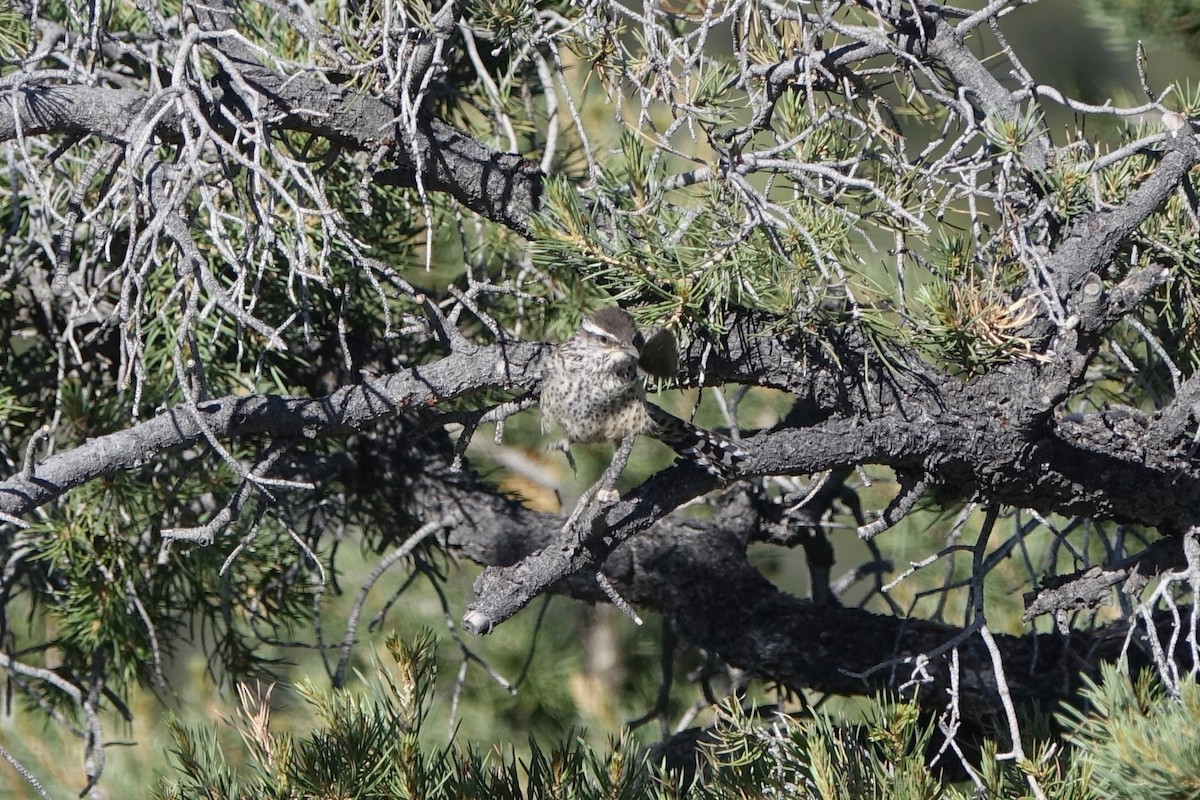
top-left (364, 420), bottom-right (1165, 724)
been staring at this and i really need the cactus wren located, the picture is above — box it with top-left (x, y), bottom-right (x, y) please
top-left (540, 307), bottom-right (748, 480)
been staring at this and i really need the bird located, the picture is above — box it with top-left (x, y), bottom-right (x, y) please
top-left (539, 307), bottom-right (748, 480)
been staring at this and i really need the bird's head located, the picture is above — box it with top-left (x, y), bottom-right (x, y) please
top-left (581, 307), bottom-right (641, 364)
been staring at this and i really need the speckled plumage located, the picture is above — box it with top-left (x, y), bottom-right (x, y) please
top-left (540, 308), bottom-right (748, 479)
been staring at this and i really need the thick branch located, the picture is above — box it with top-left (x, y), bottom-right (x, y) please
top-left (463, 462), bottom-right (721, 633)
top-left (1150, 370), bottom-right (1200, 447)
top-left (371, 426), bottom-right (1154, 722)
top-left (192, 0), bottom-right (542, 234)
top-left (0, 79), bottom-right (542, 236)
top-left (0, 84), bottom-right (151, 141)
top-left (1048, 134), bottom-right (1200, 317)
top-left (0, 341), bottom-right (543, 524)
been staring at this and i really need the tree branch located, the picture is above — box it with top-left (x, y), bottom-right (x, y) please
top-left (0, 341), bottom-right (543, 524)
top-left (363, 423), bottom-right (1162, 723)
top-left (0, 83), bottom-right (542, 237)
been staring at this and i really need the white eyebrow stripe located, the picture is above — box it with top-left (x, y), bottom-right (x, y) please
top-left (581, 319), bottom-right (612, 338)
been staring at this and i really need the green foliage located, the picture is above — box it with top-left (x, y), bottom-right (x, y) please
top-left (0, 0), bottom-right (28, 61)
top-left (468, 0), bottom-right (538, 49)
top-left (15, 456), bottom-right (321, 704)
top-left (972, 735), bottom-right (1095, 800)
top-left (914, 273), bottom-right (1044, 377)
top-left (156, 631), bottom-right (656, 800)
top-left (983, 105), bottom-right (1048, 157)
top-left (152, 637), bottom-right (1106, 800)
top-left (1060, 663), bottom-right (1200, 799)
top-left (1171, 81), bottom-right (1200, 118)
top-left (908, 234), bottom-right (1044, 376)
top-left (694, 698), bottom-right (946, 800)
top-left (1043, 145), bottom-right (1101, 221)
top-left (530, 153), bottom-right (845, 335)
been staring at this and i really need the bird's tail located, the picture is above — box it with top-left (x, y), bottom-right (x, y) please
top-left (645, 404), bottom-right (749, 480)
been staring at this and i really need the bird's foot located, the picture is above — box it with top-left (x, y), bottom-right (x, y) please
top-left (548, 439), bottom-right (577, 475)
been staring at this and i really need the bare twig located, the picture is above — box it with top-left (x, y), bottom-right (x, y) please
top-left (334, 513), bottom-right (462, 687)
top-left (857, 472), bottom-right (930, 539)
